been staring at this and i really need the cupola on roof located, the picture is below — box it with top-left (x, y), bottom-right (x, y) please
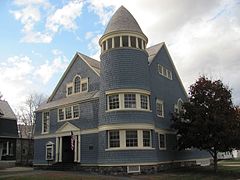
top-left (104, 6), bottom-right (144, 35)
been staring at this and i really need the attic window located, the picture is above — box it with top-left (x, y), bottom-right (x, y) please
top-left (74, 76), bottom-right (81, 93)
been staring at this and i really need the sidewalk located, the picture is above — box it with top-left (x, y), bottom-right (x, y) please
top-left (0, 167), bottom-right (36, 179)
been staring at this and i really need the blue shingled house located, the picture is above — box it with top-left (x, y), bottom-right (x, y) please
top-left (34, 6), bottom-right (210, 173)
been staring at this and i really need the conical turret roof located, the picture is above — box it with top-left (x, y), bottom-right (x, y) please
top-left (104, 6), bottom-right (144, 35)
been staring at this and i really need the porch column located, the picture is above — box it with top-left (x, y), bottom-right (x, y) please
top-left (59, 136), bottom-right (62, 162)
top-left (55, 137), bottom-right (59, 162)
top-left (74, 135), bottom-right (77, 162)
top-left (78, 134), bottom-right (81, 162)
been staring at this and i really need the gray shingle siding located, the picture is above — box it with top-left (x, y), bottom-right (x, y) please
top-left (51, 56), bottom-right (100, 101)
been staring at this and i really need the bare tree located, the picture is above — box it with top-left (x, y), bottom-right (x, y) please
top-left (17, 93), bottom-right (47, 164)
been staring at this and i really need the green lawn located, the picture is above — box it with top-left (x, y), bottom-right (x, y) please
top-left (2, 160), bottom-right (240, 180)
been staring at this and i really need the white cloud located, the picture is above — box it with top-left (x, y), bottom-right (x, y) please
top-left (35, 55), bottom-right (68, 84)
top-left (0, 53), bottom-right (69, 108)
top-left (20, 31), bottom-right (52, 43)
top-left (46, 0), bottom-right (84, 33)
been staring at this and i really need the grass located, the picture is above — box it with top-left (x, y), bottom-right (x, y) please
top-left (2, 159), bottom-right (240, 180)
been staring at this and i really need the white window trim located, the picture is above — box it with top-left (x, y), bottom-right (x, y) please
top-left (46, 142), bottom-right (54, 160)
top-left (42, 111), bottom-right (50, 134)
top-left (57, 104), bottom-right (80, 122)
top-left (106, 130), bottom-right (154, 151)
top-left (159, 133), bottom-right (166, 150)
top-left (108, 130), bottom-right (120, 148)
top-left (66, 83), bottom-right (73, 96)
top-left (156, 99), bottom-right (164, 118)
top-left (81, 78), bottom-right (89, 92)
top-left (106, 91), bottom-right (151, 112)
top-left (67, 75), bottom-right (89, 96)
top-left (158, 64), bottom-right (172, 80)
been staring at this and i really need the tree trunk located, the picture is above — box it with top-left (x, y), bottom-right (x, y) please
top-left (213, 151), bottom-right (218, 173)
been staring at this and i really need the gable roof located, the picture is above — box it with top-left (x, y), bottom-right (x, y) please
top-left (0, 100), bottom-right (17, 120)
top-left (37, 90), bottom-right (99, 111)
top-left (48, 52), bottom-right (100, 102)
top-left (147, 43), bottom-right (188, 98)
top-left (146, 42), bottom-right (165, 64)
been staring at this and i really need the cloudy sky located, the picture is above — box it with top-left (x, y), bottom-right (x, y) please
top-left (0, 0), bottom-right (239, 110)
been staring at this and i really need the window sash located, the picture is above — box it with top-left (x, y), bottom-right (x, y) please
top-left (109, 130), bottom-right (120, 148)
top-left (65, 107), bottom-right (72, 119)
top-left (124, 94), bottom-right (136, 108)
top-left (159, 134), bottom-right (166, 149)
top-left (74, 76), bottom-right (81, 93)
top-left (67, 87), bottom-right (73, 95)
top-left (140, 95), bottom-right (148, 109)
top-left (143, 130), bottom-right (151, 147)
top-left (43, 112), bottom-right (49, 133)
top-left (73, 105), bottom-right (79, 118)
top-left (156, 100), bottom-right (164, 117)
top-left (126, 130), bottom-right (138, 147)
top-left (58, 109), bottom-right (64, 121)
top-left (108, 94), bottom-right (119, 110)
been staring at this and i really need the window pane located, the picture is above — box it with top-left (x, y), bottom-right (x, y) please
top-left (141, 95), bottom-right (148, 109)
top-left (167, 70), bottom-right (172, 79)
top-left (108, 94), bottom-right (119, 110)
top-left (107, 38), bottom-right (112, 50)
top-left (109, 130), bottom-right (120, 148)
top-left (65, 107), bottom-right (72, 119)
top-left (158, 65), bottom-right (163, 75)
top-left (81, 83), bottom-right (87, 92)
top-left (67, 87), bottom-right (73, 95)
top-left (163, 68), bottom-right (167, 76)
top-left (9, 142), bottom-right (14, 155)
top-left (43, 112), bottom-right (49, 133)
top-left (58, 109), bottom-right (64, 120)
top-left (46, 145), bottom-right (53, 160)
top-left (126, 130), bottom-right (138, 147)
top-left (156, 100), bottom-right (164, 117)
top-left (73, 105), bottom-right (79, 118)
top-left (114, 36), bottom-right (120, 48)
top-left (159, 134), bottom-right (166, 148)
top-left (122, 36), bottom-right (128, 47)
top-left (124, 94), bottom-right (136, 108)
top-left (103, 41), bottom-right (106, 51)
top-left (138, 38), bottom-right (142, 49)
top-left (143, 131), bottom-right (151, 147)
top-left (74, 76), bottom-right (80, 93)
top-left (130, 36), bottom-right (136, 48)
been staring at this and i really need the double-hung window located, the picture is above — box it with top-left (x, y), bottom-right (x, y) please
top-left (109, 130), bottom-right (120, 148)
top-left (108, 94), bottom-right (119, 110)
top-left (159, 133), bottom-right (166, 150)
top-left (124, 94), bottom-right (136, 108)
top-left (156, 99), bottom-right (164, 117)
top-left (143, 130), bottom-right (151, 147)
top-left (140, 95), bottom-right (148, 109)
top-left (42, 112), bottom-right (50, 133)
top-left (126, 130), bottom-right (138, 147)
top-left (65, 107), bottom-right (72, 119)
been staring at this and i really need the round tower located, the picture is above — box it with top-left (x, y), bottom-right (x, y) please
top-left (98, 6), bottom-right (153, 126)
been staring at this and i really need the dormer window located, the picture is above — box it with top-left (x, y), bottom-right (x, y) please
top-left (74, 76), bottom-right (81, 93)
top-left (66, 76), bottom-right (88, 96)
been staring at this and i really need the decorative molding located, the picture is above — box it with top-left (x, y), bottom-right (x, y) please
top-left (105, 89), bottom-right (150, 95)
top-left (55, 122), bottom-right (80, 134)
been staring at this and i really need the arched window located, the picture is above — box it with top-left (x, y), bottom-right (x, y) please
top-left (74, 76), bottom-right (81, 93)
